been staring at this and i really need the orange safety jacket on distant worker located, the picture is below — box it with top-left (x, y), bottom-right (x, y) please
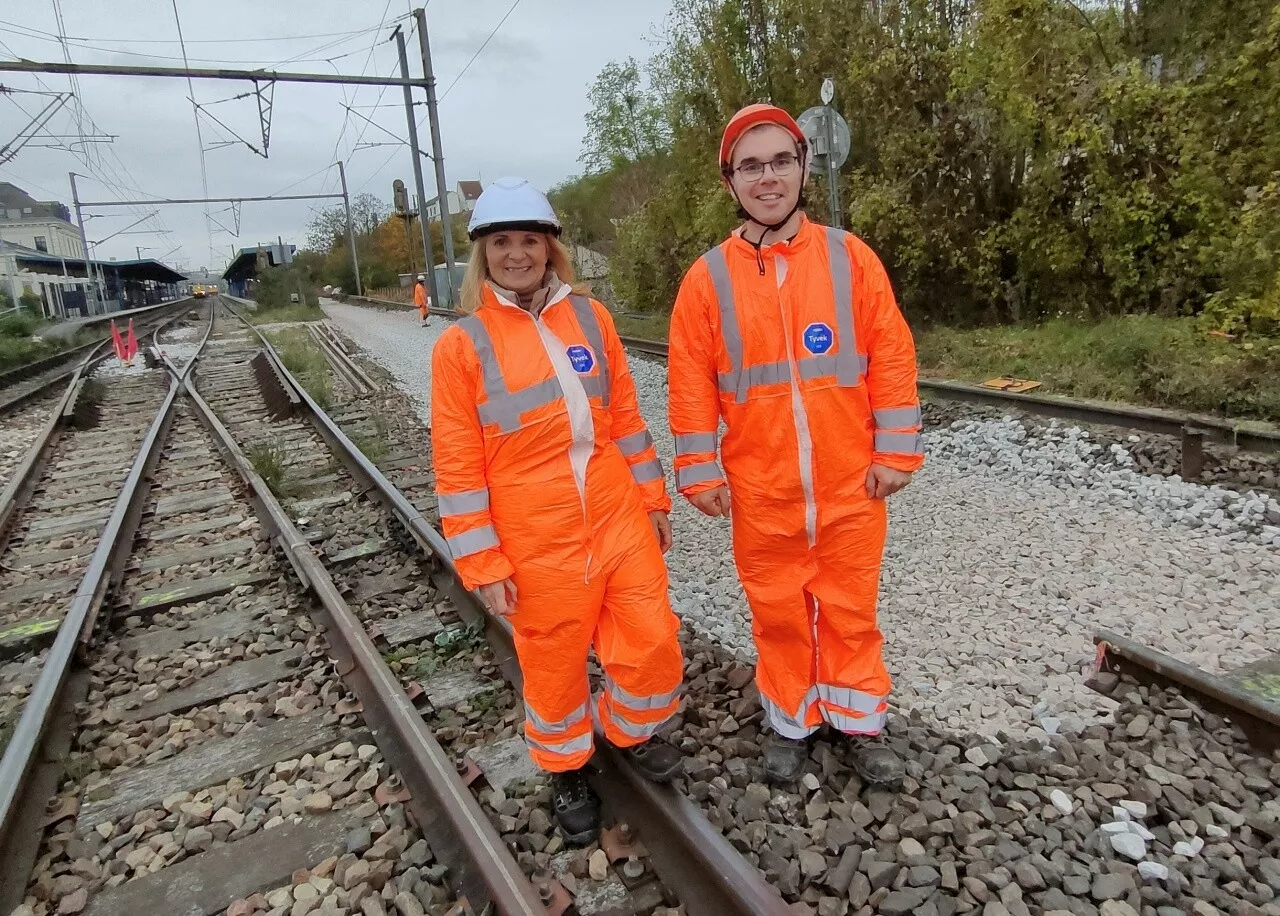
top-left (414, 282), bottom-right (428, 315)
top-left (431, 280), bottom-right (682, 770)
top-left (668, 216), bottom-right (924, 740)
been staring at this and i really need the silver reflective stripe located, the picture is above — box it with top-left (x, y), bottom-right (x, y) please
top-left (718, 359), bottom-right (790, 396)
top-left (703, 247), bottom-right (745, 402)
top-left (798, 352), bottom-right (869, 382)
top-left (874, 405), bottom-right (922, 429)
top-left (524, 730), bottom-right (594, 757)
top-left (605, 676), bottom-right (682, 712)
top-left (608, 715), bottom-right (666, 740)
top-left (675, 461), bottom-right (723, 489)
top-left (824, 226), bottom-right (863, 386)
top-left (579, 374), bottom-right (607, 400)
top-left (614, 429), bottom-right (654, 457)
top-left (629, 458), bottom-right (663, 484)
top-left (569, 295), bottom-right (610, 407)
top-left (445, 525), bottom-right (499, 559)
top-left (816, 684), bottom-right (887, 716)
top-left (459, 316), bottom-right (565, 433)
top-left (437, 488), bottom-right (489, 517)
top-left (674, 432), bottom-right (717, 455)
top-left (525, 700), bottom-right (589, 734)
top-left (823, 708), bottom-right (887, 735)
top-left (874, 431), bottom-right (924, 454)
top-left (760, 687), bottom-right (819, 740)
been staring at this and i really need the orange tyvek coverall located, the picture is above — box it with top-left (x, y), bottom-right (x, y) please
top-left (668, 217), bottom-right (924, 740)
top-left (431, 282), bottom-right (683, 771)
top-left (414, 282), bottom-right (428, 318)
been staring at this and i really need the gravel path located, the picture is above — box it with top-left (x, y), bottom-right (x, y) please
top-left (321, 300), bottom-right (1280, 742)
top-left (320, 300), bottom-right (432, 428)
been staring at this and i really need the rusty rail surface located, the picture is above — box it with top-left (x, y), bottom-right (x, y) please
top-left (232, 300), bottom-right (792, 916)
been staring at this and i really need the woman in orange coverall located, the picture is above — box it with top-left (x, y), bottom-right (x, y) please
top-left (430, 177), bottom-right (684, 845)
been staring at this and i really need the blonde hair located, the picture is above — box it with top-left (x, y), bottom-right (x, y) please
top-left (459, 233), bottom-right (587, 314)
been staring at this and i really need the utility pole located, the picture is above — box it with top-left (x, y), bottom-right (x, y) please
top-left (414, 7), bottom-right (456, 307)
top-left (337, 160), bottom-right (362, 296)
top-left (69, 171), bottom-right (98, 314)
top-left (394, 26), bottom-right (438, 310)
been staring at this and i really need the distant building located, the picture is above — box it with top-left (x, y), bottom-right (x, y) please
top-left (222, 242), bottom-right (296, 298)
top-left (424, 179), bottom-right (483, 223)
top-left (0, 181), bottom-right (84, 260)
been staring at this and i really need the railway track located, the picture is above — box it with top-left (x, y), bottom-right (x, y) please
top-left (215, 301), bottom-right (792, 915)
top-left (6, 291), bottom-right (1272, 916)
top-left (0, 300), bottom-right (192, 418)
top-left (0, 298), bottom-right (790, 916)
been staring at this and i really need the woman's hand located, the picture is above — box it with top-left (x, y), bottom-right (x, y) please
top-left (477, 578), bottom-right (518, 616)
top-left (648, 511), bottom-right (673, 554)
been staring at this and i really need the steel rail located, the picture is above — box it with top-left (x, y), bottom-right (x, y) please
top-left (0, 308), bottom-right (209, 911)
top-left (188, 301), bottom-right (547, 916)
top-left (231, 301), bottom-right (792, 916)
top-left (1090, 631), bottom-right (1280, 754)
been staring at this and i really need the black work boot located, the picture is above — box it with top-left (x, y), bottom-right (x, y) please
top-left (550, 768), bottom-right (601, 845)
top-left (624, 738), bottom-right (683, 783)
top-left (849, 732), bottom-right (905, 788)
top-left (762, 731), bottom-right (810, 783)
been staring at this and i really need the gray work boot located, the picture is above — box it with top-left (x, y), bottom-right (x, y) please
top-left (625, 738), bottom-right (684, 784)
top-left (762, 731), bottom-right (810, 783)
top-left (849, 733), bottom-right (904, 787)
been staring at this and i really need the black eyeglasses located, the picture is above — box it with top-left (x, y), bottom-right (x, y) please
top-left (733, 153), bottom-right (800, 183)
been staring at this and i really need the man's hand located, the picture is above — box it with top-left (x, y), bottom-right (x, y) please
top-left (648, 511), bottom-right (673, 553)
top-left (477, 578), bottom-right (518, 616)
top-left (865, 463), bottom-right (913, 499)
top-left (688, 485), bottom-right (732, 518)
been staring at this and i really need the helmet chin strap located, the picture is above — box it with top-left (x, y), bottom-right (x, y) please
top-left (731, 187), bottom-right (804, 276)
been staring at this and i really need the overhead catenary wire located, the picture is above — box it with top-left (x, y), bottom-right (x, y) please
top-left (170, 0), bottom-right (216, 263)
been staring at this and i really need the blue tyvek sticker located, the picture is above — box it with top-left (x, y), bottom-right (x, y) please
top-left (803, 322), bottom-right (834, 355)
top-left (566, 345), bottom-right (595, 373)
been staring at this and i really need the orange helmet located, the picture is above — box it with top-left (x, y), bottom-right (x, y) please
top-left (719, 103), bottom-right (807, 174)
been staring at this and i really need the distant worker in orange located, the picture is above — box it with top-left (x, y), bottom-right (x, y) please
top-left (414, 273), bottom-right (429, 327)
top-left (430, 177), bottom-right (685, 845)
top-left (668, 104), bottom-right (924, 785)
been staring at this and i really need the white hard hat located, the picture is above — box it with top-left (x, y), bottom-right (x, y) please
top-left (467, 176), bottom-right (561, 240)
top-left (417, 274), bottom-right (425, 281)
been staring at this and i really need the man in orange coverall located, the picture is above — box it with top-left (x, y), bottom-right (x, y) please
top-left (668, 105), bottom-right (924, 785)
top-left (414, 273), bottom-right (429, 327)
top-left (431, 177), bottom-right (684, 844)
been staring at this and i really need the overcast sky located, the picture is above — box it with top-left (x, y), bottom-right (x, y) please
top-left (0, 1), bottom-right (672, 271)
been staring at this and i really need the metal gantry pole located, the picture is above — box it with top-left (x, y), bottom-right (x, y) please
top-left (395, 27), bottom-right (439, 309)
top-left (68, 172), bottom-right (98, 313)
top-left (415, 7), bottom-right (456, 307)
top-left (823, 105), bottom-right (841, 229)
top-left (337, 161), bottom-right (363, 296)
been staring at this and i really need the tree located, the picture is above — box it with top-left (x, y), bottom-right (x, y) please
top-left (304, 194), bottom-right (386, 252)
top-left (581, 59), bottom-right (668, 173)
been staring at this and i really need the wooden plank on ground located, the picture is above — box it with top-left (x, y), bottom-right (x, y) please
top-left (376, 610), bottom-right (444, 647)
top-left (0, 575), bottom-right (77, 608)
top-left (120, 646), bottom-right (306, 723)
top-left (132, 569), bottom-right (274, 615)
top-left (136, 538), bottom-right (258, 573)
top-left (24, 505), bottom-right (111, 537)
top-left (325, 539), bottom-right (385, 565)
top-left (393, 473), bottom-right (434, 490)
top-left (153, 489), bottom-right (233, 518)
top-left (81, 810), bottom-right (362, 916)
top-left (118, 607), bottom-right (267, 657)
top-left (155, 468), bottom-right (223, 490)
top-left (37, 488), bottom-right (119, 511)
top-left (0, 616), bottom-right (61, 662)
top-left (78, 711), bottom-right (346, 831)
top-left (146, 514), bottom-right (245, 542)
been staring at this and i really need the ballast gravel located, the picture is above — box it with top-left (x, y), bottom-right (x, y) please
top-left (321, 301), bottom-right (1279, 741)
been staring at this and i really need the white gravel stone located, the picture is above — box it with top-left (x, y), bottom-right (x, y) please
top-left (1119, 800), bottom-right (1149, 819)
top-left (1174, 837), bottom-right (1205, 857)
top-left (1050, 789), bottom-right (1074, 816)
top-left (326, 299), bottom-right (1280, 740)
top-left (1110, 833), bottom-right (1147, 860)
top-left (1138, 862), bottom-right (1169, 882)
